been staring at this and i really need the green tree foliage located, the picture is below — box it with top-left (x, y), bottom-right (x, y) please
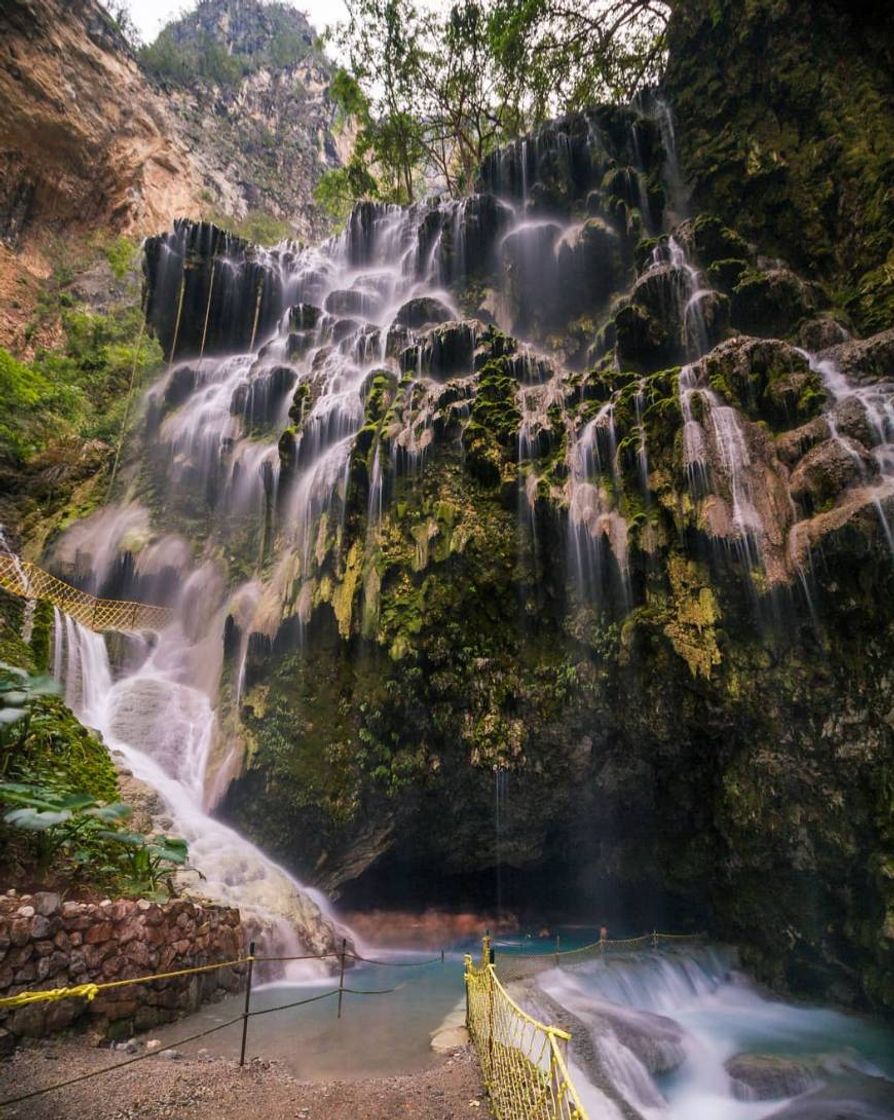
top-left (330, 0), bottom-right (668, 212)
top-left (488, 0), bottom-right (670, 119)
top-left (0, 244), bottom-right (163, 467)
top-left (138, 1), bottom-right (316, 87)
top-left (140, 29), bottom-right (244, 85)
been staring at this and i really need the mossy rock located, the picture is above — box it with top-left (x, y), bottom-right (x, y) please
top-left (703, 338), bottom-right (826, 430)
top-left (731, 269), bottom-right (821, 338)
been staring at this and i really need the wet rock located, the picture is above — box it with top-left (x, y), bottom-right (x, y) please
top-left (393, 297), bottom-right (455, 330)
top-left (594, 1006), bottom-right (687, 1076)
top-left (324, 288), bottom-right (381, 319)
top-left (726, 1053), bottom-right (817, 1100)
top-left (555, 217), bottom-right (624, 311)
top-left (288, 303), bottom-right (323, 331)
top-left (399, 321), bottom-right (481, 380)
top-left (831, 396), bottom-right (877, 448)
top-left (615, 301), bottom-right (671, 370)
top-left (798, 317), bottom-right (850, 351)
top-left (230, 365), bottom-right (296, 428)
top-left (731, 268), bottom-right (820, 338)
top-left (701, 336), bottom-right (824, 429)
top-left (821, 328), bottom-right (894, 384)
top-left (676, 214), bottom-right (751, 267)
top-left (789, 437), bottom-right (878, 512)
top-left (763, 1075), bottom-right (894, 1120)
top-left (775, 417), bottom-right (829, 465)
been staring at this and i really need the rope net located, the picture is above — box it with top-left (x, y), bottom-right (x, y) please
top-left (0, 555), bottom-right (173, 634)
top-left (465, 947), bottom-right (588, 1120)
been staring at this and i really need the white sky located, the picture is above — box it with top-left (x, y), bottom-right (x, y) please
top-left (122, 0), bottom-right (350, 44)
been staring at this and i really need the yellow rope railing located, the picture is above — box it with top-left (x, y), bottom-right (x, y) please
top-left (0, 555), bottom-right (174, 634)
top-left (465, 936), bottom-right (589, 1120)
top-left (465, 931), bottom-right (705, 1115)
top-left (494, 930), bottom-right (705, 982)
top-left (0, 955), bottom-right (251, 1010)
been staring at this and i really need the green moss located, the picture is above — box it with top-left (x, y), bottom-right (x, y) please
top-left (2, 696), bottom-right (118, 803)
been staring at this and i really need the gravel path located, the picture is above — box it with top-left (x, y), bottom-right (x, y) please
top-left (0, 1038), bottom-right (491, 1120)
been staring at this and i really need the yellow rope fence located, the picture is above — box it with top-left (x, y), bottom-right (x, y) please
top-left (495, 931), bottom-right (706, 982)
top-left (0, 555), bottom-right (174, 634)
top-left (465, 936), bottom-right (589, 1120)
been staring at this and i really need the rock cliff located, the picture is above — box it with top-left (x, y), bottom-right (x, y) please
top-left (0, 0), bottom-right (341, 253)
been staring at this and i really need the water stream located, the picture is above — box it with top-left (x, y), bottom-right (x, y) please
top-left (532, 943), bottom-right (894, 1120)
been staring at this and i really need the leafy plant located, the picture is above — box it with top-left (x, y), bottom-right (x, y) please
top-left (0, 781), bottom-right (132, 876)
top-left (0, 661), bottom-right (59, 748)
top-left (109, 832), bottom-right (191, 894)
top-left (0, 780), bottom-right (191, 896)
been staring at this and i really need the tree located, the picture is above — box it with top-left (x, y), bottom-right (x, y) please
top-left (487, 0), bottom-right (670, 121)
top-left (101, 0), bottom-right (143, 50)
top-left (329, 0), bottom-right (670, 211)
top-left (337, 0), bottom-right (427, 203)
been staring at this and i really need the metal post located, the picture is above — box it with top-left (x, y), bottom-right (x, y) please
top-left (441, 947), bottom-right (445, 964)
top-left (652, 929), bottom-right (658, 950)
top-left (239, 940), bottom-right (255, 1067)
top-left (555, 933), bottom-right (561, 967)
top-left (464, 953), bottom-right (471, 1032)
top-left (336, 937), bottom-right (347, 1019)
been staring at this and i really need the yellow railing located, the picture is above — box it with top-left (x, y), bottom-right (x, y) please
top-left (494, 930), bottom-right (705, 982)
top-left (0, 555), bottom-right (174, 634)
top-left (465, 936), bottom-right (589, 1120)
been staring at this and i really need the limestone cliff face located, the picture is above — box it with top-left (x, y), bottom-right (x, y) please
top-left (0, 0), bottom-right (342, 252)
top-left (0, 0), bottom-right (203, 242)
top-left (144, 0), bottom-right (344, 244)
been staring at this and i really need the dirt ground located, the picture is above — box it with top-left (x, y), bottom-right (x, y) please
top-left (0, 1036), bottom-right (491, 1120)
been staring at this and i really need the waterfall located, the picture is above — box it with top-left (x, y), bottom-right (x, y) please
top-left (537, 946), bottom-right (894, 1120)
top-left (796, 348), bottom-right (894, 556)
top-left (50, 608), bottom-right (346, 972)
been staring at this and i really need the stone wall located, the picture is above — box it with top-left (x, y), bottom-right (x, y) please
top-left (0, 891), bottom-right (247, 1043)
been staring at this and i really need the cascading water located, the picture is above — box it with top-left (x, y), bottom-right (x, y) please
top-left (533, 945), bottom-right (894, 1120)
top-left (50, 607), bottom-right (344, 972)
top-left (796, 347), bottom-right (894, 556)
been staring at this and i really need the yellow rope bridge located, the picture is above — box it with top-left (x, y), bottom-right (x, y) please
top-left (0, 555), bottom-right (174, 633)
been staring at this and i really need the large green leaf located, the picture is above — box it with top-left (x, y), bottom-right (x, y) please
top-left (5, 806), bottom-right (72, 830)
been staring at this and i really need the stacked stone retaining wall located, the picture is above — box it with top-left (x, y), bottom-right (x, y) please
top-left (0, 891), bottom-right (247, 1043)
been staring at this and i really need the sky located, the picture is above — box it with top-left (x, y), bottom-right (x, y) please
top-left (122, 0), bottom-right (350, 43)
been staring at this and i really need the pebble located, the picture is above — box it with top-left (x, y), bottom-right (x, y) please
top-left (159, 1048), bottom-right (183, 1060)
top-left (145, 1039), bottom-right (162, 1051)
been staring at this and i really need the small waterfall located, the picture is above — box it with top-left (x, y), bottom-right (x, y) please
top-left (538, 945), bottom-right (894, 1120)
top-left (567, 405), bottom-right (631, 607)
top-left (679, 364), bottom-right (764, 567)
top-left (50, 608), bottom-right (346, 973)
top-left (797, 348), bottom-right (894, 557)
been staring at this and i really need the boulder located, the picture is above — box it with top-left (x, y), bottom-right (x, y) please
top-left (789, 437), bottom-right (878, 512)
top-left (726, 1053), bottom-right (817, 1100)
top-left (820, 328), bottom-right (894, 384)
top-left (393, 297), bottom-right (455, 330)
top-left (702, 337), bottom-right (825, 429)
top-left (731, 268), bottom-right (820, 338)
